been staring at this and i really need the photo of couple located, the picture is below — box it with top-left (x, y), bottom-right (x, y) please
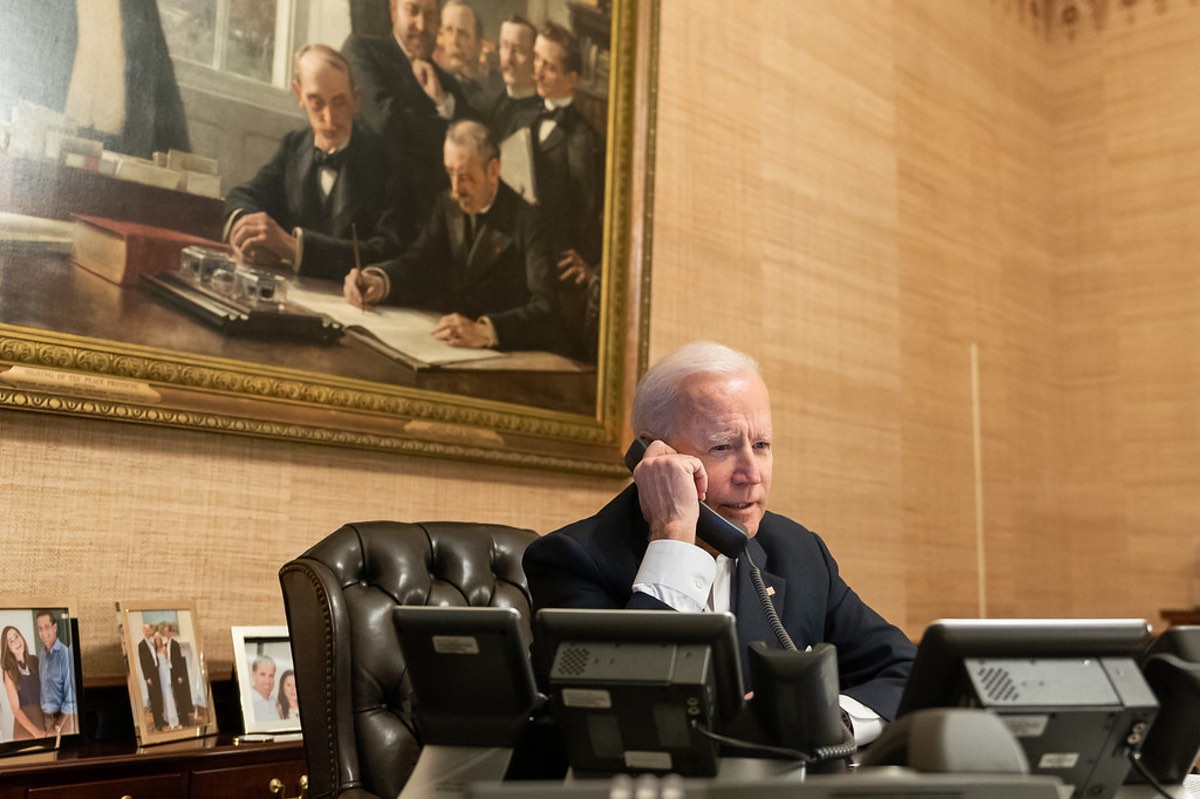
top-left (118, 605), bottom-right (215, 743)
top-left (0, 607), bottom-right (78, 748)
top-left (232, 627), bottom-right (300, 734)
top-left (135, 618), bottom-right (196, 731)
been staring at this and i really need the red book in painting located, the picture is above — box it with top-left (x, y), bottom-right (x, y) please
top-left (71, 214), bottom-right (227, 286)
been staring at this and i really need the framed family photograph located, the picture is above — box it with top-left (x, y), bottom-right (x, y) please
top-left (0, 607), bottom-right (82, 755)
top-left (0, 0), bottom-right (658, 475)
top-left (116, 602), bottom-right (217, 745)
top-left (231, 625), bottom-right (301, 736)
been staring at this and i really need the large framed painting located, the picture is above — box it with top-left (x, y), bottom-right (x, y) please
top-left (0, 0), bottom-right (657, 475)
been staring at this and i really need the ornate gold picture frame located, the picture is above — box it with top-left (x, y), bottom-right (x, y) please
top-left (0, 0), bottom-right (657, 475)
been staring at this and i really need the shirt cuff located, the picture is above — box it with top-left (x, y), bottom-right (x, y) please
top-left (437, 93), bottom-right (456, 120)
top-left (632, 539), bottom-right (717, 613)
top-left (839, 694), bottom-right (884, 745)
top-left (222, 208), bottom-right (245, 242)
top-left (477, 315), bottom-right (498, 348)
top-left (291, 227), bottom-right (304, 274)
top-left (363, 265), bottom-right (391, 301)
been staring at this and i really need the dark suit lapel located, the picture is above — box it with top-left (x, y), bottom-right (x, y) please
top-left (732, 536), bottom-right (789, 656)
top-left (328, 160), bottom-right (355, 234)
top-left (539, 122), bottom-right (567, 155)
top-left (450, 206), bottom-right (472, 263)
top-left (290, 138), bottom-right (324, 226)
top-left (468, 222), bottom-right (511, 279)
top-left (386, 36), bottom-right (439, 116)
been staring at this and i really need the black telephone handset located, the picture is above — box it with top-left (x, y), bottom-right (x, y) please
top-left (624, 438), bottom-right (749, 559)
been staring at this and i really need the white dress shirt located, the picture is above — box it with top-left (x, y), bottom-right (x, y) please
top-left (632, 539), bottom-right (884, 745)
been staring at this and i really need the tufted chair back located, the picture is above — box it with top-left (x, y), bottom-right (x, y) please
top-left (278, 520), bottom-right (539, 799)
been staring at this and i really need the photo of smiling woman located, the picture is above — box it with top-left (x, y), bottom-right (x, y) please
top-left (1, 626), bottom-right (47, 741)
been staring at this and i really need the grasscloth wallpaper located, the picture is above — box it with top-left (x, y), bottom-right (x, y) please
top-left (2, 0), bottom-right (1198, 680)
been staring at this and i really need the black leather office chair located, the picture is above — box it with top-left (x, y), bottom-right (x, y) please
top-left (279, 520), bottom-right (539, 799)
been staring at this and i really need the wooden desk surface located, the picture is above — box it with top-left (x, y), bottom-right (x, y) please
top-left (0, 250), bottom-right (596, 416)
top-left (1161, 609), bottom-right (1200, 627)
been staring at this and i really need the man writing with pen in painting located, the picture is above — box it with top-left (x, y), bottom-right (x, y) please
top-left (344, 120), bottom-right (564, 355)
top-left (223, 44), bottom-right (417, 281)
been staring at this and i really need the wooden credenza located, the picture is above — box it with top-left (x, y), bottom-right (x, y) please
top-left (0, 738), bottom-right (306, 799)
top-left (1161, 608), bottom-right (1200, 627)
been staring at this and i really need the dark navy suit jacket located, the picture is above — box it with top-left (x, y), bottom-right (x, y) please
top-left (223, 123), bottom-right (414, 281)
top-left (523, 484), bottom-right (916, 720)
top-left (342, 32), bottom-right (476, 208)
top-left (375, 181), bottom-right (561, 353)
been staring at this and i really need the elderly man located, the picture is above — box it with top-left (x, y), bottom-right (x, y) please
top-left (343, 0), bottom-right (475, 207)
top-left (223, 44), bottom-right (413, 280)
top-left (472, 15), bottom-right (541, 142)
top-left (344, 120), bottom-right (561, 354)
top-left (523, 342), bottom-right (916, 744)
top-left (436, 0), bottom-right (500, 104)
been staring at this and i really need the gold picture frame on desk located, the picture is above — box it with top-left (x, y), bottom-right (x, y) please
top-left (116, 602), bottom-right (218, 746)
top-left (0, 0), bottom-right (658, 475)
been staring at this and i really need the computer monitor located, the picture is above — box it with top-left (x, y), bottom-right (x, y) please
top-left (394, 606), bottom-right (538, 747)
top-left (897, 618), bottom-right (1156, 799)
top-left (536, 608), bottom-right (744, 777)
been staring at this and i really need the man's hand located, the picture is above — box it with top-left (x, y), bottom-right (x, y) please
top-left (229, 212), bottom-right (297, 266)
top-left (432, 313), bottom-right (491, 348)
top-left (632, 439), bottom-right (707, 545)
top-left (343, 268), bottom-right (385, 308)
top-left (557, 249), bottom-right (597, 286)
top-left (411, 59), bottom-right (447, 103)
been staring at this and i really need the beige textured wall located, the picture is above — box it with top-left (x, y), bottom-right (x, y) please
top-left (2, 0), bottom-right (1199, 681)
top-left (1051, 3), bottom-right (1200, 616)
top-left (0, 412), bottom-right (620, 677)
top-left (651, 0), bottom-right (1061, 631)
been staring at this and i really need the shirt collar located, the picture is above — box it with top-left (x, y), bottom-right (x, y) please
top-left (315, 128), bottom-right (352, 158)
top-left (394, 33), bottom-right (422, 64)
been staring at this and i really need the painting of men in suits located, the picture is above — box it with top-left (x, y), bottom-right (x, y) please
top-left (345, 119), bottom-right (563, 354)
top-left (530, 21), bottom-right (604, 361)
top-left (473, 15), bottom-right (542, 143)
top-left (223, 44), bottom-right (417, 281)
top-left (436, 1), bottom-right (502, 105)
top-left (343, 0), bottom-right (477, 207)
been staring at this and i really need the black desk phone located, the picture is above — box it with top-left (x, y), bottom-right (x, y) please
top-left (624, 437), bottom-right (749, 559)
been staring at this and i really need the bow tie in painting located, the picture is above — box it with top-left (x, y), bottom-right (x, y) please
top-left (313, 148), bottom-right (348, 169)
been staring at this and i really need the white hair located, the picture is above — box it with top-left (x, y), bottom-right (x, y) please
top-left (630, 341), bottom-right (760, 441)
